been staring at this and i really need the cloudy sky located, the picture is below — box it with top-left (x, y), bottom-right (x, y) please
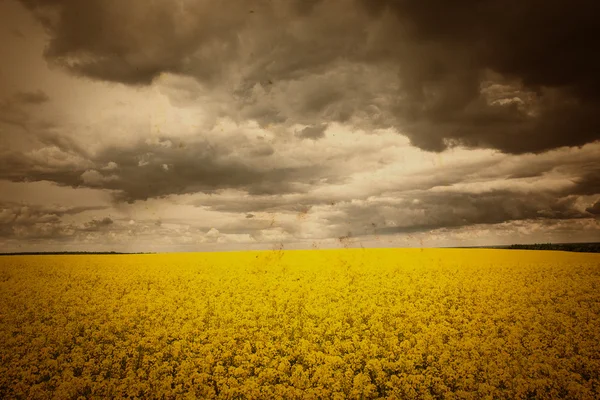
top-left (0, 0), bottom-right (599, 252)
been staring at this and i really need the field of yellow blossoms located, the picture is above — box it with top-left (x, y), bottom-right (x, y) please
top-left (1, 248), bottom-right (599, 399)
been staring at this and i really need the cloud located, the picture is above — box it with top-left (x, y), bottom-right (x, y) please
top-left (6, 124), bottom-right (595, 243)
top-left (13, 90), bottom-right (49, 105)
top-left (0, 203), bottom-right (108, 240)
top-left (18, 0), bottom-right (600, 154)
top-left (297, 124), bottom-right (328, 140)
top-left (248, 143), bottom-right (275, 157)
top-left (586, 200), bottom-right (600, 216)
top-left (175, 141), bottom-right (600, 240)
top-left (0, 90), bottom-right (50, 129)
top-left (0, 134), bottom-right (328, 202)
top-left (83, 216), bottom-right (113, 231)
top-left (324, 191), bottom-right (591, 238)
top-left (102, 161), bottom-right (118, 171)
top-left (0, 145), bottom-right (90, 188)
top-left (80, 169), bottom-right (119, 186)
top-left (4, 0), bottom-right (600, 251)
top-left (11, 28), bottom-right (26, 39)
top-left (571, 167), bottom-right (600, 196)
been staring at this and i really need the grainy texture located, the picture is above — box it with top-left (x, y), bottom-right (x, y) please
top-left (1, 249), bottom-right (599, 399)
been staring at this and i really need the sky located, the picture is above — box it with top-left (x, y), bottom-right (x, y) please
top-left (0, 0), bottom-right (599, 252)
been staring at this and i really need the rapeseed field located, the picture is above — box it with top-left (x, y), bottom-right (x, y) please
top-left (1, 249), bottom-right (599, 399)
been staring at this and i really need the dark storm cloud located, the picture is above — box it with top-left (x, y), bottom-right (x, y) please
top-left (327, 191), bottom-right (590, 237)
top-left (0, 203), bottom-right (107, 239)
top-left (359, 0), bottom-right (600, 153)
top-left (19, 0), bottom-right (600, 154)
top-left (189, 141), bottom-right (600, 219)
top-left (587, 200), bottom-right (600, 216)
top-left (18, 0), bottom-right (250, 85)
top-left (0, 136), bottom-right (325, 202)
top-left (297, 124), bottom-right (328, 140)
top-left (0, 146), bottom-right (87, 186)
top-left (570, 166), bottom-right (600, 196)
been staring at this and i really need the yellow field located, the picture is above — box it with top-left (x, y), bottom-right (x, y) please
top-left (1, 249), bottom-right (599, 399)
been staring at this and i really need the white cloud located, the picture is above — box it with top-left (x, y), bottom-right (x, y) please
top-left (102, 161), bottom-right (118, 170)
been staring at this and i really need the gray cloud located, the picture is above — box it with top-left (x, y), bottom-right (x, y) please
top-left (571, 168), bottom-right (600, 196)
top-left (297, 124), bottom-right (328, 140)
top-left (326, 191), bottom-right (591, 238)
top-left (19, 0), bottom-right (600, 154)
top-left (0, 90), bottom-right (50, 129)
top-left (181, 138), bottom-right (600, 238)
top-left (3, 0), bottom-right (600, 250)
top-left (0, 135), bottom-right (328, 202)
top-left (13, 90), bottom-right (49, 105)
top-left (185, 143), bottom-right (600, 228)
top-left (0, 203), bottom-right (108, 240)
top-left (586, 200), bottom-right (600, 216)
top-left (11, 28), bottom-right (26, 39)
top-left (192, 194), bottom-right (321, 215)
top-left (83, 216), bottom-right (113, 231)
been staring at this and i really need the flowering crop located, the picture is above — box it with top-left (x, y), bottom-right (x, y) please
top-left (1, 249), bottom-right (599, 399)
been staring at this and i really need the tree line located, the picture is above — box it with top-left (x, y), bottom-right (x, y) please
top-left (507, 243), bottom-right (600, 253)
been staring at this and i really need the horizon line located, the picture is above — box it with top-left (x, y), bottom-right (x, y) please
top-left (1, 242), bottom-right (599, 256)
